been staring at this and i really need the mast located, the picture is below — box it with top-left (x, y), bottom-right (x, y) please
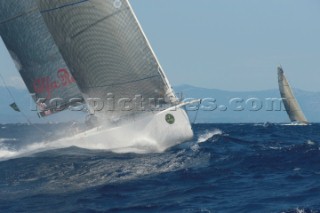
top-left (277, 66), bottom-right (308, 124)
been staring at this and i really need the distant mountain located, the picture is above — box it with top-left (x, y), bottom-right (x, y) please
top-left (174, 85), bottom-right (320, 123)
top-left (1, 85), bottom-right (319, 123)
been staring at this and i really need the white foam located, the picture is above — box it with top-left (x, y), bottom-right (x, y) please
top-left (269, 146), bottom-right (282, 150)
top-left (306, 140), bottom-right (316, 145)
top-left (191, 143), bottom-right (200, 152)
top-left (295, 208), bottom-right (307, 213)
top-left (0, 141), bottom-right (55, 160)
top-left (0, 149), bottom-right (18, 158)
top-left (0, 138), bottom-right (17, 143)
top-left (0, 131), bottom-right (170, 160)
top-left (197, 129), bottom-right (223, 143)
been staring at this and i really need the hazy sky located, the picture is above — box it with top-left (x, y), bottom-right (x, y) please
top-left (1, 0), bottom-right (320, 92)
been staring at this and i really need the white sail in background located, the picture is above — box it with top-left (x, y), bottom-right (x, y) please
top-left (36, 0), bottom-right (177, 120)
top-left (277, 66), bottom-right (308, 124)
top-left (0, 0), bottom-right (83, 116)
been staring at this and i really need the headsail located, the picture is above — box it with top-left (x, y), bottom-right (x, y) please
top-left (277, 66), bottom-right (308, 124)
top-left (36, 0), bottom-right (177, 120)
top-left (0, 0), bottom-right (83, 116)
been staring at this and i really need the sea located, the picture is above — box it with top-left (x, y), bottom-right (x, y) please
top-left (0, 123), bottom-right (319, 213)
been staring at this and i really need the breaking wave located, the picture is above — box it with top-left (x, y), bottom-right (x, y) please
top-left (197, 128), bottom-right (223, 143)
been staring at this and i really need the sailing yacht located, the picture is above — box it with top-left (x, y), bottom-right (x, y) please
top-left (277, 66), bottom-right (308, 125)
top-left (0, 0), bottom-right (194, 152)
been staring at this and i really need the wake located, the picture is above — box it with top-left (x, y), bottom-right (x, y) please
top-left (0, 137), bottom-right (158, 161)
top-left (0, 126), bottom-right (188, 161)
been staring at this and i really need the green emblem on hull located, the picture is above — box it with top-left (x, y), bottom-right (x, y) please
top-left (165, 114), bottom-right (175, 124)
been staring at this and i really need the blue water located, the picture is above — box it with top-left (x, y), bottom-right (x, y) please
top-left (0, 123), bottom-right (320, 213)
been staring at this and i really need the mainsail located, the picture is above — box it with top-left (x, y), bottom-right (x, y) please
top-left (36, 0), bottom-right (177, 119)
top-left (0, 0), bottom-right (83, 116)
top-left (277, 66), bottom-right (308, 124)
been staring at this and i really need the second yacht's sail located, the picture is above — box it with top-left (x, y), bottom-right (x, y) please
top-left (277, 66), bottom-right (308, 124)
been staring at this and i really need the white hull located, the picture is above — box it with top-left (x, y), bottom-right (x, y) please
top-left (55, 108), bottom-right (193, 153)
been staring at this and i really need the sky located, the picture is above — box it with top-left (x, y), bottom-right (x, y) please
top-left (1, 0), bottom-right (320, 92)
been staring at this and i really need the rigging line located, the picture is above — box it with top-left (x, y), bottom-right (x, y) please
top-left (192, 108), bottom-right (199, 124)
top-left (0, 73), bottom-right (16, 103)
top-left (192, 100), bottom-right (202, 124)
top-left (0, 72), bottom-right (31, 125)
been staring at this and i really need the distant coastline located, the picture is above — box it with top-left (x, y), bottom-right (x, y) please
top-left (1, 85), bottom-right (319, 124)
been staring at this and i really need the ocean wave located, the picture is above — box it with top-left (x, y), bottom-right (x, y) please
top-left (197, 129), bottom-right (223, 143)
top-left (1, 123), bottom-right (320, 212)
top-left (0, 144), bottom-right (211, 196)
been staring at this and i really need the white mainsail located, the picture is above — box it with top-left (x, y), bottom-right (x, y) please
top-left (277, 66), bottom-right (308, 124)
